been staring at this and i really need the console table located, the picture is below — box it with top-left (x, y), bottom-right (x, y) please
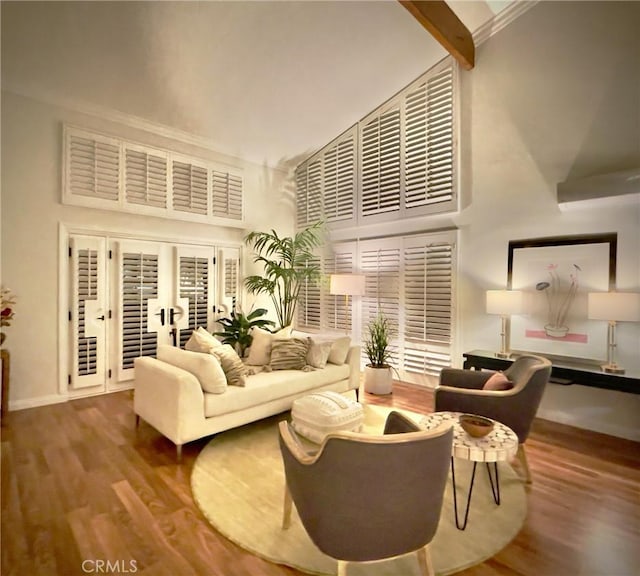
top-left (463, 350), bottom-right (639, 395)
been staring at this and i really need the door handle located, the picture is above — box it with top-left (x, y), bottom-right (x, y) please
top-left (155, 308), bottom-right (166, 326)
top-left (96, 315), bottom-right (105, 321)
top-left (169, 307), bottom-right (175, 325)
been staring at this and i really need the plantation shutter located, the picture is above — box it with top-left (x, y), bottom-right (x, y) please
top-left (295, 163), bottom-right (309, 228)
top-left (307, 158), bottom-right (323, 224)
top-left (402, 237), bottom-right (454, 380)
top-left (70, 236), bottom-right (107, 389)
top-left (404, 64), bottom-right (455, 210)
top-left (217, 246), bottom-right (240, 317)
top-left (296, 256), bottom-right (321, 330)
top-left (124, 145), bottom-right (168, 210)
top-left (172, 159), bottom-right (209, 216)
top-left (359, 239), bottom-right (401, 365)
top-left (211, 169), bottom-right (243, 220)
top-left (323, 128), bottom-right (356, 223)
top-left (65, 129), bottom-right (120, 205)
top-left (176, 247), bottom-right (214, 348)
top-left (117, 241), bottom-right (166, 380)
top-left (323, 247), bottom-right (356, 333)
top-left (360, 105), bottom-right (401, 219)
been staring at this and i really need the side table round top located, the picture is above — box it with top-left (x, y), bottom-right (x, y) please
top-left (420, 411), bottom-right (518, 463)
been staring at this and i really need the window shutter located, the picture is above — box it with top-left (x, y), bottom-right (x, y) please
top-left (172, 160), bottom-right (209, 216)
top-left (217, 246), bottom-right (240, 317)
top-left (118, 243), bottom-right (161, 379)
top-left (295, 163), bottom-right (309, 228)
top-left (323, 248), bottom-right (356, 332)
top-left (323, 129), bottom-right (356, 223)
top-left (66, 130), bottom-right (120, 203)
top-left (296, 256), bottom-right (321, 330)
top-left (177, 248), bottom-right (214, 348)
top-left (212, 169), bottom-right (243, 220)
top-left (70, 236), bottom-right (107, 389)
top-left (124, 146), bottom-right (168, 209)
top-left (402, 236), bottom-right (454, 380)
top-left (360, 105), bottom-right (401, 218)
top-left (307, 158), bottom-right (323, 223)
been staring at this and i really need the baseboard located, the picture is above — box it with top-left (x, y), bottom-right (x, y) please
top-left (10, 394), bottom-right (69, 411)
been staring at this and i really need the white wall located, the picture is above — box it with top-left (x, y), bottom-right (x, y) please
top-left (0, 90), bottom-right (293, 408)
top-left (455, 1), bottom-right (640, 440)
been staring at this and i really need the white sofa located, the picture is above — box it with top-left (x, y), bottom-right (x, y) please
top-left (134, 343), bottom-right (361, 460)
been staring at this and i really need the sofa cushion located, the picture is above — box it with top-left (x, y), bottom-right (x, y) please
top-left (210, 344), bottom-right (249, 387)
top-left (157, 345), bottom-right (227, 394)
top-left (246, 325), bottom-right (292, 366)
top-left (185, 327), bottom-right (222, 353)
top-left (483, 371), bottom-right (513, 391)
top-left (328, 336), bottom-right (351, 365)
top-left (270, 337), bottom-right (309, 370)
top-left (203, 363), bottom-right (351, 418)
top-left (306, 338), bottom-right (332, 369)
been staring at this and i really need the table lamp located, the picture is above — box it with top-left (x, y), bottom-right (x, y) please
top-left (486, 290), bottom-right (524, 358)
top-left (587, 291), bottom-right (640, 374)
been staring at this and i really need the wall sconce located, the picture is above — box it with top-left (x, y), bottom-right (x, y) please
top-left (486, 290), bottom-right (524, 358)
top-left (587, 291), bottom-right (640, 374)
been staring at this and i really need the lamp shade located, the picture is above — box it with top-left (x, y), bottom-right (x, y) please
top-left (329, 274), bottom-right (366, 296)
top-left (486, 290), bottom-right (524, 316)
top-left (587, 292), bottom-right (640, 322)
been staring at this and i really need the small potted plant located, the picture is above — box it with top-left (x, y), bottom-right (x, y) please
top-left (213, 306), bottom-right (275, 357)
top-left (363, 313), bottom-right (394, 395)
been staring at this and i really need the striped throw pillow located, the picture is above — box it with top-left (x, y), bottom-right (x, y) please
top-left (270, 338), bottom-right (309, 371)
top-left (210, 344), bottom-right (248, 386)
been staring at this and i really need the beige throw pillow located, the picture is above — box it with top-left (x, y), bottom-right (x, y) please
top-left (306, 338), bottom-right (333, 369)
top-left (328, 336), bottom-right (351, 365)
top-left (210, 344), bottom-right (249, 387)
top-left (157, 345), bottom-right (227, 394)
top-left (270, 338), bottom-right (310, 371)
top-left (246, 325), bottom-right (292, 366)
top-left (185, 327), bottom-right (222, 353)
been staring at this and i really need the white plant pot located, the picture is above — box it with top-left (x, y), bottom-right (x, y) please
top-left (364, 365), bottom-right (393, 395)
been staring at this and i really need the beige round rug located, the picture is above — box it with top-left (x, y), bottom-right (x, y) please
top-left (192, 405), bottom-right (526, 576)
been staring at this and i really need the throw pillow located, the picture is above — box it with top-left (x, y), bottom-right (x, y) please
top-left (246, 325), bottom-right (292, 366)
top-left (210, 344), bottom-right (249, 387)
top-left (483, 371), bottom-right (513, 391)
top-left (306, 338), bottom-right (332, 369)
top-left (157, 345), bottom-right (227, 394)
top-left (185, 327), bottom-right (222, 353)
top-left (328, 336), bottom-right (351, 365)
top-left (270, 337), bottom-right (310, 371)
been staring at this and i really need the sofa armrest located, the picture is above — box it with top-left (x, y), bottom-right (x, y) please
top-left (134, 356), bottom-right (205, 446)
top-left (345, 345), bottom-right (361, 391)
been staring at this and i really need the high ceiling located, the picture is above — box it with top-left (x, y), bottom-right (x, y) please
top-left (1, 1), bottom-right (513, 168)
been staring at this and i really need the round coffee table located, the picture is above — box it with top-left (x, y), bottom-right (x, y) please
top-left (420, 411), bottom-right (518, 530)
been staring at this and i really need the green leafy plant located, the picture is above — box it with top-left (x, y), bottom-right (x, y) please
top-left (364, 313), bottom-right (393, 368)
top-left (244, 221), bottom-right (324, 330)
top-left (213, 307), bottom-right (275, 356)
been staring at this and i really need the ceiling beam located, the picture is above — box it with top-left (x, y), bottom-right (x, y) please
top-left (399, 1), bottom-right (475, 70)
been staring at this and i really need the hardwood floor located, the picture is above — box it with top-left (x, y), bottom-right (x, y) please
top-left (2, 383), bottom-right (639, 576)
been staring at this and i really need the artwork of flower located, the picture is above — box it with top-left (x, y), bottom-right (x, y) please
top-left (535, 263), bottom-right (581, 338)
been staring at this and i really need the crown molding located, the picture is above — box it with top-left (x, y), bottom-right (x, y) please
top-left (473, 1), bottom-right (539, 47)
top-left (2, 82), bottom-right (288, 173)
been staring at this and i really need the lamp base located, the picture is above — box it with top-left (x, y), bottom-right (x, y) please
top-left (495, 351), bottom-right (511, 359)
top-left (602, 363), bottom-right (625, 374)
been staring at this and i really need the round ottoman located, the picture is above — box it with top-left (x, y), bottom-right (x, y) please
top-left (291, 391), bottom-right (364, 443)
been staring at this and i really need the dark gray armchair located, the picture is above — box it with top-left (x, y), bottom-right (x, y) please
top-left (435, 354), bottom-right (552, 483)
top-left (278, 411), bottom-right (453, 576)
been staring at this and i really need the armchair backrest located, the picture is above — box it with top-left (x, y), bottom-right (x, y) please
top-left (279, 414), bottom-right (453, 563)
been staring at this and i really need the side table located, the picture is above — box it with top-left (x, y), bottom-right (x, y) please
top-left (420, 411), bottom-right (518, 530)
top-left (1, 349), bottom-right (10, 425)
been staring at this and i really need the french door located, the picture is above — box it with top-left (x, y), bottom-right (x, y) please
top-left (67, 233), bottom-right (240, 395)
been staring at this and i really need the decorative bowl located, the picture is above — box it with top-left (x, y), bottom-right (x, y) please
top-left (459, 414), bottom-right (494, 438)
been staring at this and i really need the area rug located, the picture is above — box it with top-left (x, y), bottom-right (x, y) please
top-left (191, 405), bottom-right (527, 576)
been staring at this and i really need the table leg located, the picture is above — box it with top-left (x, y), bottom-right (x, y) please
top-left (486, 462), bottom-right (501, 504)
top-left (450, 457), bottom-right (477, 531)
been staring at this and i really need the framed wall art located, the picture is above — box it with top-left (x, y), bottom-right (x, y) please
top-left (507, 233), bottom-right (617, 360)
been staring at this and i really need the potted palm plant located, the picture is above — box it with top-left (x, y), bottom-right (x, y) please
top-left (244, 221), bottom-right (324, 330)
top-left (363, 313), bottom-right (394, 395)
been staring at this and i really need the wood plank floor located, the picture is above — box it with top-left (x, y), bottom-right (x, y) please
top-left (2, 383), bottom-right (639, 576)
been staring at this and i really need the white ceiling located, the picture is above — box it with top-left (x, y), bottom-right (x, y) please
top-left (1, 1), bottom-right (510, 168)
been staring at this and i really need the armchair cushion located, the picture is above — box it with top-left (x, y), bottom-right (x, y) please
top-left (483, 371), bottom-right (513, 391)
